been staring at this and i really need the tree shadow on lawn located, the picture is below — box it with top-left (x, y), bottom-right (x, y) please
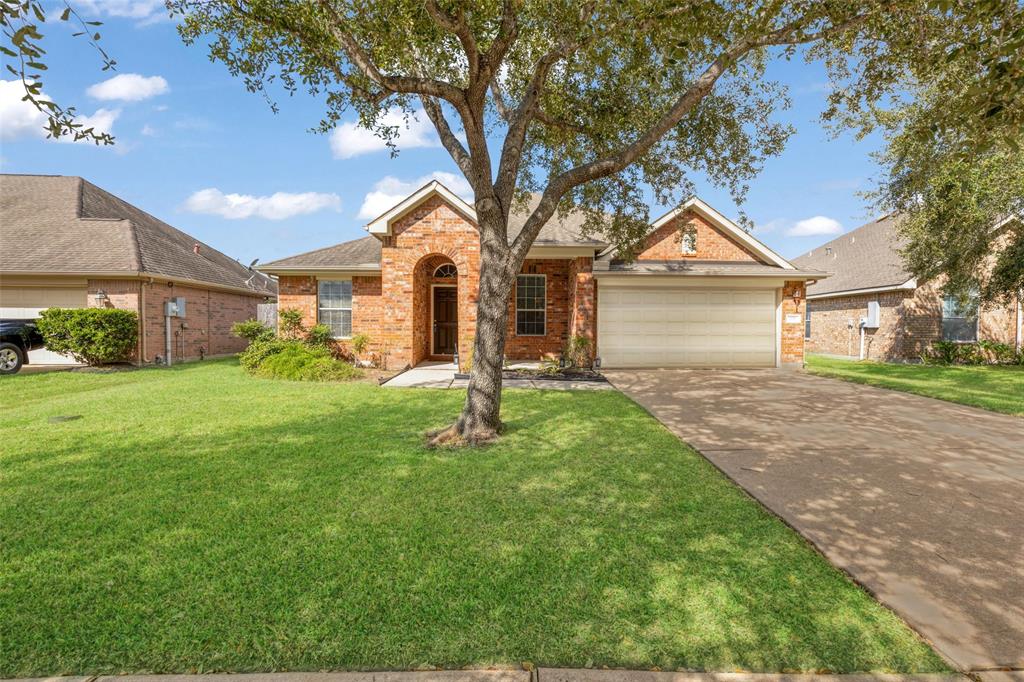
top-left (0, 382), bottom-right (946, 676)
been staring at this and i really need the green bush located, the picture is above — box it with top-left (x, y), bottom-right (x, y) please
top-left (238, 338), bottom-right (294, 372)
top-left (305, 323), bottom-right (333, 347)
top-left (563, 334), bottom-right (593, 368)
top-left (231, 318), bottom-right (274, 343)
top-left (255, 343), bottom-right (363, 382)
top-left (922, 339), bottom-right (1022, 365)
top-left (350, 333), bottom-right (371, 357)
top-left (278, 308), bottom-right (305, 340)
top-left (36, 308), bottom-right (138, 365)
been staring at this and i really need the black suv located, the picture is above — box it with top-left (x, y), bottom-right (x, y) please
top-left (0, 319), bottom-right (46, 374)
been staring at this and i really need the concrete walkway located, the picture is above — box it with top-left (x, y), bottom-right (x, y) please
top-left (2, 671), bottom-right (970, 682)
top-left (606, 369), bottom-right (1024, 673)
top-left (382, 362), bottom-right (613, 390)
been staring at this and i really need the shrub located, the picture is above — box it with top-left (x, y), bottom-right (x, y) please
top-left (239, 338), bottom-right (294, 372)
top-left (305, 323), bottom-right (333, 347)
top-left (231, 318), bottom-right (273, 343)
top-left (255, 343), bottom-right (363, 382)
top-left (563, 334), bottom-right (593, 368)
top-left (350, 333), bottom-right (371, 357)
top-left (921, 340), bottom-right (1020, 365)
top-left (278, 307), bottom-right (306, 340)
top-left (36, 308), bottom-right (138, 365)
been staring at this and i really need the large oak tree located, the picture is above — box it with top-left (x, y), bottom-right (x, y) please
top-left (171, 0), bottom-right (1023, 443)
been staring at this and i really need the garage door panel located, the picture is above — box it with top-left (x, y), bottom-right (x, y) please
top-left (598, 284), bottom-right (776, 368)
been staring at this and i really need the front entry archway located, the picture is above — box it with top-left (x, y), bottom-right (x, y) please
top-left (412, 254), bottom-right (460, 365)
top-left (432, 285), bottom-right (458, 355)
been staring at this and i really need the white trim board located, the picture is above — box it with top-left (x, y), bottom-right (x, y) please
top-left (365, 180), bottom-right (476, 236)
top-left (808, 279), bottom-right (917, 300)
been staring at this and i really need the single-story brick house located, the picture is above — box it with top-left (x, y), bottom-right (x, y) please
top-left (793, 214), bottom-right (1023, 361)
top-left (0, 174), bottom-right (277, 365)
top-left (259, 181), bottom-right (826, 370)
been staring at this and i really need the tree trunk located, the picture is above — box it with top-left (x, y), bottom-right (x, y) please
top-left (429, 226), bottom-right (515, 446)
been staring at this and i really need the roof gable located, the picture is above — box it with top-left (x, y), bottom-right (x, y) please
top-left (365, 181), bottom-right (476, 236)
top-left (600, 197), bottom-right (795, 269)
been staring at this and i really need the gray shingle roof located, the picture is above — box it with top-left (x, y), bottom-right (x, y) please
top-left (792, 214), bottom-right (912, 296)
top-left (260, 235), bottom-right (381, 269)
top-left (261, 192), bottom-right (608, 271)
top-left (508, 194), bottom-right (609, 246)
top-left (0, 174), bottom-right (275, 296)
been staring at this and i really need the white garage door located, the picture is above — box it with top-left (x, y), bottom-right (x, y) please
top-left (0, 285), bottom-right (88, 365)
top-left (598, 285), bottom-right (777, 368)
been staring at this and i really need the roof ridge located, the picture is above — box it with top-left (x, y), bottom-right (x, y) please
top-left (124, 218), bottom-right (144, 272)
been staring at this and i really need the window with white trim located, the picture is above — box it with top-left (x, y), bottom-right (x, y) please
top-left (941, 290), bottom-right (978, 342)
top-left (318, 279), bottom-right (352, 338)
top-left (681, 227), bottom-right (697, 255)
top-left (516, 274), bottom-right (546, 336)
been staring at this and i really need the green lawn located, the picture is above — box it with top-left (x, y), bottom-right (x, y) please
top-left (806, 355), bottom-right (1024, 415)
top-left (0, 360), bottom-right (945, 676)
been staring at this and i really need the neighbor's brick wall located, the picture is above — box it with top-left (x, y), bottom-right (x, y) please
top-left (780, 281), bottom-right (806, 365)
top-left (806, 281), bottom-right (1020, 361)
top-left (637, 210), bottom-right (762, 262)
top-left (88, 278), bottom-right (260, 363)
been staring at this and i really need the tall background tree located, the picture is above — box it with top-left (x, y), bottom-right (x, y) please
top-left (1, 0), bottom-right (116, 144)
top-left (170, 0), bottom-right (1023, 444)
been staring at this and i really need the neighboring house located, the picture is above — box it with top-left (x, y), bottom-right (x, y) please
top-left (0, 174), bottom-right (277, 365)
top-left (793, 214), bottom-right (1023, 361)
top-left (259, 181), bottom-right (826, 369)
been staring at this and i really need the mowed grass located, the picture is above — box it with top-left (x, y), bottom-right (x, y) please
top-left (0, 360), bottom-right (946, 676)
top-left (806, 354), bottom-right (1024, 416)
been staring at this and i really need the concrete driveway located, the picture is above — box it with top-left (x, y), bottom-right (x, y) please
top-left (605, 369), bottom-right (1024, 673)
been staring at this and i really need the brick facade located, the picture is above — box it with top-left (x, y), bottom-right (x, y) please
top-left (272, 201), bottom-right (817, 370)
top-left (780, 281), bottom-right (807, 365)
top-left (807, 281), bottom-right (1021, 361)
top-left (637, 211), bottom-right (761, 262)
top-left (86, 278), bottom-right (263, 364)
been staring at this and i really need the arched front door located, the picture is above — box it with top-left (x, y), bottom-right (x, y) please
top-left (432, 285), bottom-right (458, 355)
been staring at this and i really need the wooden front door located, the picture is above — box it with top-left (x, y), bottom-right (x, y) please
top-left (433, 286), bottom-right (458, 355)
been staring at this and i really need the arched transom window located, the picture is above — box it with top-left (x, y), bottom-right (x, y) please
top-left (433, 263), bottom-right (458, 278)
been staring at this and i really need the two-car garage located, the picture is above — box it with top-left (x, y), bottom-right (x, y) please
top-left (597, 282), bottom-right (779, 368)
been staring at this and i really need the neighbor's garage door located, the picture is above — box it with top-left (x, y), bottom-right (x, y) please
top-left (598, 285), bottom-right (776, 368)
top-left (0, 284), bottom-right (87, 364)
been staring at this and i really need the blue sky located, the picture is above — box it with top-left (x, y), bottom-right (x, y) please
top-left (1, 2), bottom-right (886, 266)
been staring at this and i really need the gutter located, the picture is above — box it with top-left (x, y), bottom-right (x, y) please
top-left (807, 279), bottom-right (918, 300)
top-left (0, 270), bottom-right (275, 298)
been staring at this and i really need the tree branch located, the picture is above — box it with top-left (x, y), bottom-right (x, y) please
top-left (424, 0), bottom-right (480, 81)
top-left (507, 10), bottom-right (876, 263)
top-left (316, 0), bottom-right (466, 105)
top-left (419, 94), bottom-right (474, 179)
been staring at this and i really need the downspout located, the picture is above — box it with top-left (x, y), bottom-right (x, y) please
top-left (859, 321), bottom-right (866, 360)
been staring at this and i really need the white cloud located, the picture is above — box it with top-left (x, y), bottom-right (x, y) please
top-left (786, 216), bottom-right (843, 237)
top-left (183, 188), bottom-right (342, 221)
top-left (87, 74), bottom-right (169, 102)
top-left (76, 1), bottom-right (168, 23)
top-left (0, 79), bottom-right (48, 141)
top-left (357, 171), bottom-right (472, 219)
top-left (140, 124), bottom-right (156, 136)
top-left (1, 79), bottom-right (119, 142)
top-left (330, 108), bottom-right (439, 159)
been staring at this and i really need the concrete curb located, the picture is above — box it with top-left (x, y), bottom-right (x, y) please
top-left (1, 672), bottom-right (973, 682)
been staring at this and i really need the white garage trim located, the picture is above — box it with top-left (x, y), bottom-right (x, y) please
top-left (598, 282), bottom-right (779, 368)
